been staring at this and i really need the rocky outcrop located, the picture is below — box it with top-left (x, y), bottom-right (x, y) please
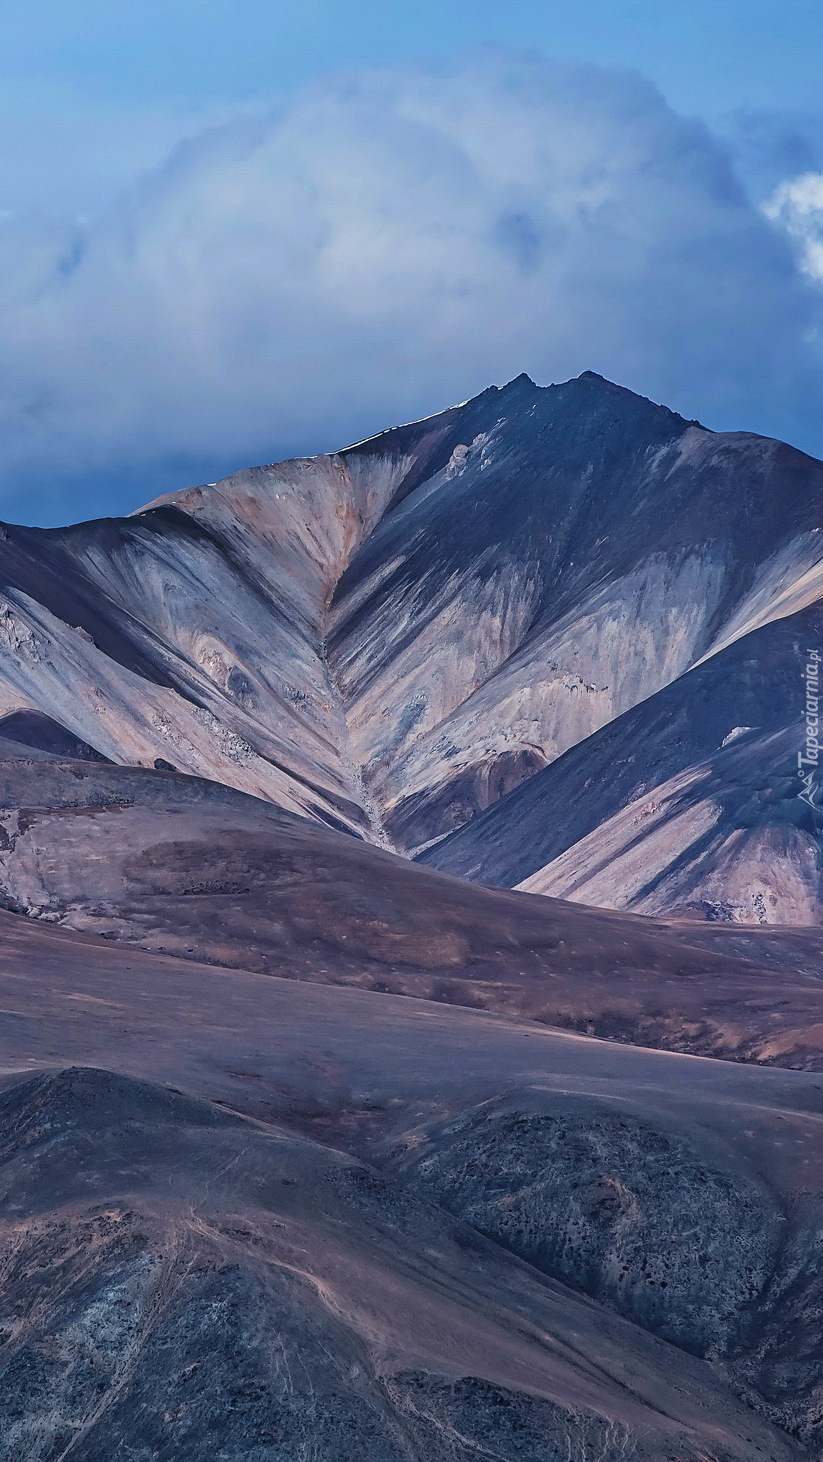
top-left (385, 1082), bottom-right (823, 1452)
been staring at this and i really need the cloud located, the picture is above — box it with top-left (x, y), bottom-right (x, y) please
top-left (0, 48), bottom-right (821, 520)
top-left (765, 172), bottom-right (823, 284)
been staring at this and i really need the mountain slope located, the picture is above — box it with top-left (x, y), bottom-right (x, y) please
top-left (0, 1062), bottom-right (804, 1461)
top-left (0, 931), bottom-right (820, 1452)
top-left (422, 602), bottom-right (823, 923)
top-left (7, 1065), bottom-right (794, 1462)
top-left (4, 748), bottom-right (823, 1066)
top-left (329, 372), bottom-right (823, 855)
top-left (0, 372), bottom-right (820, 922)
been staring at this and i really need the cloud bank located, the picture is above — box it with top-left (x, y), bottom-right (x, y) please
top-left (0, 48), bottom-right (821, 521)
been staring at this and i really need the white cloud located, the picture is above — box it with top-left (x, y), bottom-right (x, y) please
top-left (764, 171), bottom-right (823, 283)
top-left (0, 48), bottom-right (820, 516)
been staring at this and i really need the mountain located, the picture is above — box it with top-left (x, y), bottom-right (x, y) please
top-left (0, 370), bottom-right (821, 920)
top-left (1, 372), bottom-right (823, 1454)
top-left (328, 372), bottom-right (823, 869)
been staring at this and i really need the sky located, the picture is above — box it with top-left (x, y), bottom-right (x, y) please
top-left (0, 0), bottom-right (822, 523)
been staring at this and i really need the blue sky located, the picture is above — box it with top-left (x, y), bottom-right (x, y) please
top-left (3, 1), bottom-right (822, 209)
top-left (0, 1), bottom-right (821, 522)
top-left (3, 0), bottom-right (820, 114)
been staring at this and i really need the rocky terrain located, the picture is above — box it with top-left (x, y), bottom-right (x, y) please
top-left (0, 370), bottom-right (820, 917)
top-left (0, 372), bottom-right (821, 1455)
top-left (0, 933), bottom-right (817, 1459)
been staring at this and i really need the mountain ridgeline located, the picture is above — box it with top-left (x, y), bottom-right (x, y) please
top-left (0, 370), bottom-right (819, 924)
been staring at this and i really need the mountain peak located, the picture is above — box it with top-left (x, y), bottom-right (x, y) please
top-left (501, 371), bottom-right (537, 388)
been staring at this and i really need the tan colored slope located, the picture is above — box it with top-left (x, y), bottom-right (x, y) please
top-left (516, 728), bottom-right (823, 925)
top-left (423, 600), bottom-right (823, 924)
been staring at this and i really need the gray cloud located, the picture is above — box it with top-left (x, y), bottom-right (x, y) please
top-left (0, 48), bottom-right (821, 521)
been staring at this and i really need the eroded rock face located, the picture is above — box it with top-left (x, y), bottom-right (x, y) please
top-left (383, 1082), bottom-right (823, 1453)
top-left (0, 370), bottom-right (821, 917)
top-left (386, 1091), bottom-right (781, 1359)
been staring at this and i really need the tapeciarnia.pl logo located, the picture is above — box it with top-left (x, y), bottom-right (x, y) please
top-left (799, 647), bottom-right (822, 807)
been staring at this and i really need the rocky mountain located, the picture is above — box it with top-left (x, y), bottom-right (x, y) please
top-left (329, 373), bottom-right (823, 873)
top-left (1, 371), bottom-right (823, 1456)
top-left (0, 369), bottom-right (821, 920)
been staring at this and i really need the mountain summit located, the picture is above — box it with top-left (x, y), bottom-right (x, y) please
top-left (0, 371), bottom-right (820, 923)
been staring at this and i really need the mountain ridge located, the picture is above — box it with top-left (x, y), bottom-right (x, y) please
top-left (0, 369), bottom-right (819, 919)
